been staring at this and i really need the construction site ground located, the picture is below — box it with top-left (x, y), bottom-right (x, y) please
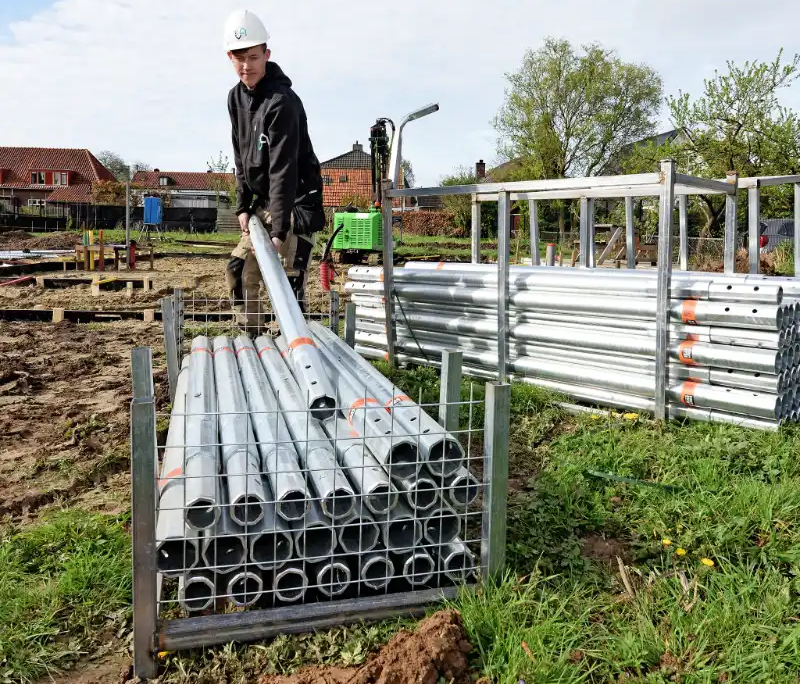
top-left (1, 232), bottom-right (800, 684)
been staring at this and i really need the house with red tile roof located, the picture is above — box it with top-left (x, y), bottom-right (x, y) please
top-left (131, 170), bottom-right (235, 209)
top-left (320, 142), bottom-right (374, 209)
top-left (0, 147), bottom-right (116, 212)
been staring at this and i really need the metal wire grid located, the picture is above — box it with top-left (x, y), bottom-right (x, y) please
top-left (132, 292), bottom-right (510, 678)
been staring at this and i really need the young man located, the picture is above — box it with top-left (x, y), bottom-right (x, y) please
top-left (223, 9), bottom-right (325, 331)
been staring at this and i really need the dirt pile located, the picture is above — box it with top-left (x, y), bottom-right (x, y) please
top-left (0, 230), bottom-right (81, 250)
top-left (259, 611), bottom-right (472, 684)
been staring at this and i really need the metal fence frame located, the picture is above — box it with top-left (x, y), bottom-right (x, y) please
top-left (131, 289), bottom-right (510, 679)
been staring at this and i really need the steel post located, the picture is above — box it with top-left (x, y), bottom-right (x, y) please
top-left (497, 191), bottom-right (511, 383)
top-left (625, 196), bottom-right (636, 269)
top-left (344, 302), bottom-right (357, 348)
top-left (545, 243), bottom-right (556, 266)
top-left (795, 183), bottom-right (800, 277)
top-left (130, 347), bottom-right (158, 680)
top-left (723, 172), bottom-right (739, 274)
top-left (174, 288), bottom-right (185, 359)
top-left (381, 179), bottom-right (396, 365)
top-left (654, 160), bottom-right (677, 421)
top-left (579, 198), bottom-right (596, 268)
top-left (439, 350), bottom-right (463, 433)
top-left (678, 194), bottom-right (689, 271)
top-left (329, 290), bottom-right (340, 334)
top-left (481, 381), bottom-right (510, 580)
top-left (471, 195), bottom-right (481, 263)
top-left (161, 296), bottom-right (178, 402)
top-left (247, 214), bottom-right (336, 418)
top-left (528, 199), bottom-right (540, 265)
top-left (749, 184), bottom-right (761, 274)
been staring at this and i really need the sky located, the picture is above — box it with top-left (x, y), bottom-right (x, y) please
top-left (1, 0), bottom-right (799, 186)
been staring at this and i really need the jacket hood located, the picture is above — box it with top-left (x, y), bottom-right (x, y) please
top-left (256, 62), bottom-right (292, 90)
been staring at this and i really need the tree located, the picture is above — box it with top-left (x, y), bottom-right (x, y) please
top-left (440, 167), bottom-right (497, 236)
top-left (95, 151), bottom-right (151, 181)
top-left (623, 50), bottom-right (800, 236)
top-left (400, 159), bottom-right (415, 189)
top-left (206, 151), bottom-right (235, 208)
top-left (494, 38), bottom-right (663, 242)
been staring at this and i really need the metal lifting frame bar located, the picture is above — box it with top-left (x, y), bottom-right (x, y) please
top-left (724, 172), bottom-right (739, 274)
top-left (329, 291), bottom-right (340, 334)
top-left (796, 183), bottom-right (800, 277)
top-left (382, 179), bottom-right (396, 366)
top-left (678, 195), bottom-right (689, 271)
top-left (625, 196), bottom-right (636, 270)
top-left (161, 295), bottom-right (178, 402)
top-left (654, 160), bottom-right (677, 421)
top-left (497, 191), bottom-right (511, 383)
top-left (579, 197), bottom-right (595, 268)
top-left (481, 382), bottom-right (510, 579)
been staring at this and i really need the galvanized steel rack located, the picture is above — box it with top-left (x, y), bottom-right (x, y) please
top-left (130, 289), bottom-right (510, 680)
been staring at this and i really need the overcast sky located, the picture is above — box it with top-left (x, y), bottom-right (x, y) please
top-left (1, 0), bottom-right (799, 186)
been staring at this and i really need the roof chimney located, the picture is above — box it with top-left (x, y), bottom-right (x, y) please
top-left (353, 141), bottom-right (363, 152)
top-left (476, 159), bottom-right (486, 180)
top-left (154, 168), bottom-right (160, 173)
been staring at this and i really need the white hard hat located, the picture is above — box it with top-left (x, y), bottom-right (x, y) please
top-left (224, 9), bottom-right (270, 52)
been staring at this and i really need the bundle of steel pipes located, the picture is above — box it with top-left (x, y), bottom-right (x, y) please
top-left (345, 262), bottom-right (800, 431)
top-left (156, 328), bottom-right (480, 613)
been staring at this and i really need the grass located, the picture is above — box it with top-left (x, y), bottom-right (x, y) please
top-left (0, 511), bottom-right (131, 682)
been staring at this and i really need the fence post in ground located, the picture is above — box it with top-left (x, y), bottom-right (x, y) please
top-left (748, 184), bottom-right (761, 274)
top-left (481, 381), bottom-right (510, 580)
top-left (438, 350), bottom-right (463, 432)
top-left (471, 195), bottom-right (481, 264)
top-left (329, 290), bottom-right (340, 334)
top-left (161, 296), bottom-right (178, 402)
top-left (130, 347), bottom-right (158, 680)
top-left (381, 179), bottom-right (396, 366)
top-left (344, 302), bottom-right (357, 348)
top-left (795, 183), bottom-right (800, 277)
top-left (497, 191), bottom-right (511, 384)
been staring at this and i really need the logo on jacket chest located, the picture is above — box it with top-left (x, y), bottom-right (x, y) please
top-left (258, 133), bottom-right (268, 151)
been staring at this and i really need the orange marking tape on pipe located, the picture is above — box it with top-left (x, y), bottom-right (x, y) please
top-left (677, 338), bottom-right (698, 365)
top-left (235, 346), bottom-right (255, 357)
top-left (281, 349), bottom-right (290, 358)
top-left (213, 346), bottom-right (233, 355)
top-left (191, 347), bottom-right (213, 355)
top-left (347, 397), bottom-right (381, 425)
top-left (681, 299), bottom-right (698, 324)
top-left (257, 346), bottom-right (278, 358)
top-left (158, 467), bottom-right (182, 489)
top-left (436, 262), bottom-right (445, 270)
top-left (384, 394), bottom-right (411, 409)
top-left (379, 272), bottom-right (384, 282)
top-left (288, 337), bottom-right (316, 351)
top-left (680, 380), bottom-right (698, 406)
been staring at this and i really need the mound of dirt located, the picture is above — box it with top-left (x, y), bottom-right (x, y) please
top-left (259, 610), bottom-right (473, 684)
top-left (0, 230), bottom-right (81, 250)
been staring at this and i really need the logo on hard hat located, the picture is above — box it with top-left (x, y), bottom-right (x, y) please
top-left (234, 27), bottom-right (248, 40)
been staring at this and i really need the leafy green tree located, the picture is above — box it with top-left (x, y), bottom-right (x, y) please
top-left (494, 38), bottom-right (662, 242)
top-left (96, 151), bottom-right (151, 181)
top-left (207, 151), bottom-right (235, 208)
top-left (440, 167), bottom-right (497, 236)
top-left (400, 159), bottom-right (415, 189)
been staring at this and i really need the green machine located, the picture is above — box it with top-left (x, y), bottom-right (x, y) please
top-left (326, 118), bottom-right (393, 265)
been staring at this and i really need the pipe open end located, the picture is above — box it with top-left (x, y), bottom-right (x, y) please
top-left (427, 438), bottom-right (465, 477)
top-left (157, 540), bottom-right (197, 574)
top-left (229, 572), bottom-right (263, 606)
top-left (323, 489), bottom-right (355, 520)
top-left (366, 484), bottom-right (398, 515)
top-left (424, 510), bottom-right (461, 545)
top-left (316, 563), bottom-right (351, 597)
top-left (362, 557), bottom-right (394, 590)
top-left (252, 531), bottom-right (293, 567)
top-left (444, 552), bottom-right (475, 583)
top-left (386, 517), bottom-right (421, 550)
top-left (339, 517), bottom-right (380, 554)
top-left (275, 568), bottom-right (307, 603)
top-left (181, 575), bottom-right (215, 612)
top-left (448, 473), bottom-right (480, 507)
top-left (186, 500), bottom-right (218, 530)
top-left (278, 490), bottom-right (308, 521)
top-left (310, 395), bottom-right (337, 421)
top-left (407, 479), bottom-right (438, 511)
top-left (204, 537), bottom-right (246, 572)
top-left (387, 442), bottom-right (420, 479)
top-left (403, 553), bottom-right (435, 585)
top-left (231, 496), bottom-right (266, 527)
top-left (297, 526), bottom-right (336, 559)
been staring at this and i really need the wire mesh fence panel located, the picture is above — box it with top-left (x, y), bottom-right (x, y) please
top-left (132, 291), bottom-right (504, 672)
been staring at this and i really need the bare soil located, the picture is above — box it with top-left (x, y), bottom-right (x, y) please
top-left (0, 230), bottom-right (83, 251)
top-left (258, 611), bottom-right (472, 684)
top-left (0, 320), bottom-right (166, 521)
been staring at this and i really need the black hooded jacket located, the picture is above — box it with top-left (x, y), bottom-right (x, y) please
top-left (228, 62), bottom-right (324, 240)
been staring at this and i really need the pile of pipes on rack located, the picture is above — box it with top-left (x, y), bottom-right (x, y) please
top-left (345, 262), bottom-right (800, 431)
top-left (156, 323), bottom-right (480, 613)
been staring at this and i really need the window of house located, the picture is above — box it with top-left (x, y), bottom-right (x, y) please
top-left (322, 175), bottom-right (332, 185)
top-left (31, 172), bottom-right (48, 185)
top-left (339, 174), bottom-right (348, 183)
top-left (28, 198), bottom-right (44, 207)
top-left (53, 172), bottom-right (68, 186)
top-left (159, 176), bottom-right (169, 187)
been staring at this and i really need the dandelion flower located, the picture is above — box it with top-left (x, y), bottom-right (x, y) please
top-left (676, 548), bottom-right (687, 556)
top-left (701, 558), bottom-right (715, 567)
top-left (624, 413), bottom-right (639, 421)
top-left (590, 414), bottom-right (601, 420)
top-left (158, 651), bottom-right (169, 658)
top-left (662, 539), bottom-right (672, 546)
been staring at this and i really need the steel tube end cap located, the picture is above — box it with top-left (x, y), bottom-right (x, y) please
top-left (227, 570), bottom-right (263, 607)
